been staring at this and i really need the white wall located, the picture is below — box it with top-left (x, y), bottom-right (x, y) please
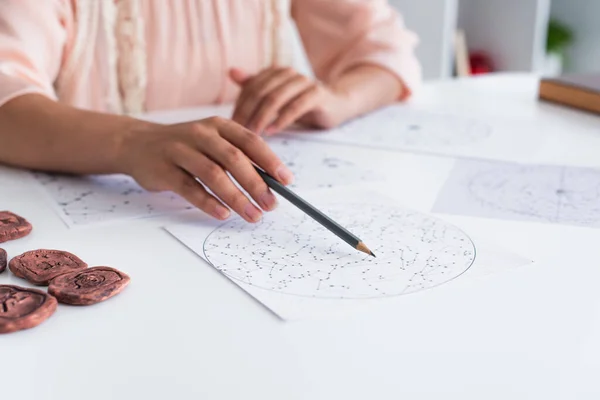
top-left (388, 0), bottom-right (458, 80)
top-left (550, 0), bottom-right (600, 74)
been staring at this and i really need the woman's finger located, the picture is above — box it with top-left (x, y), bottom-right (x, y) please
top-left (229, 68), bottom-right (250, 84)
top-left (172, 143), bottom-right (264, 223)
top-left (201, 136), bottom-right (278, 212)
top-left (232, 68), bottom-right (290, 127)
top-left (247, 75), bottom-right (313, 133)
top-left (215, 118), bottom-right (295, 185)
top-left (235, 69), bottom-right (299, 130)
top-left (266, 85), bottom-right (321, 134)
top-left (168, 167), bottom-right (231, 221)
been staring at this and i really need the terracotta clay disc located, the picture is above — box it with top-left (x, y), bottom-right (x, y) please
top-left (9, 249), bottom-right (88, 286)
top-left (48, 266), bottom-right (130, 305)
top-left (0, 285), bottom-right (58, 334)
top-left (0, 248), bottom-right (6, 273)
top-left (0, 211), bottom-right (32, 243)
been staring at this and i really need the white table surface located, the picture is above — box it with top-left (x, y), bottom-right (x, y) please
top-left (2, 73), bottom-right (600, 399)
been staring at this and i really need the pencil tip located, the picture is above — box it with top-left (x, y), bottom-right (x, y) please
top-left (356, 242), bottom-right (375, 257)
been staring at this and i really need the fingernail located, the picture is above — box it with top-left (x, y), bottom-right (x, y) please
top-left (244, 203), bottom-right (262, 222)
top-left (275, 164), bottom-right (295, 185)
top-left (213, 205), bottom-right (230, 220)
top-left (259, 191), bottom-right (278, 211)
top-left (265, 126), bottom-right (277, 135)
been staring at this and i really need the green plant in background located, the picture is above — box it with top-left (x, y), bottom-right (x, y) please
top-left (544, 18), bottom-right (575, 74)
top-left (546, 18), bottom-right (574, 55)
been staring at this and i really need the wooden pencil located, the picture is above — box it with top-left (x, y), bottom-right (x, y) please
top-left (253, 166), bottom-right (375, 257)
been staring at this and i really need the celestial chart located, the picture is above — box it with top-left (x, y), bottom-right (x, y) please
top-left (287, 105), bottom-right (493, 151)
top-left (31, 137), bottom-right (379, 227)
top-left (31, 173), bottom-right (193, 226)
top-left (433, 159), bottom-right (600, 228)
top-left (202, 203), bottom-right (476, 299)
top-left (267, 138), bottom-right (380, 190)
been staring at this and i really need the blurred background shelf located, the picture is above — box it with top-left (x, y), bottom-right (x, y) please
top-left (388, 0), bottom-right (597, 80)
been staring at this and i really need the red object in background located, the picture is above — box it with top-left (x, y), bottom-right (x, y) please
top-left (469, 51), bottom-right (494, 74)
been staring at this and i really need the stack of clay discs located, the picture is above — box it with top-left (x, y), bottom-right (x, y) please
top-left (1, 211), bottom-right (131, 334)
top-left (0, 211), bottom-right (53, 334)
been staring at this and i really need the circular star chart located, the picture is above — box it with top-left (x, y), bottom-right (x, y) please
top-left (203, 203), bottom-right (476, 299)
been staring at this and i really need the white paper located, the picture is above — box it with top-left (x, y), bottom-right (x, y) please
top-left (282, 104), bottom-right (544, 161)
top-left (31, 172), bottom-right (194, 227)
top-left (165, 189), bottom-right (531, 320)
top-left (32, 136), bottom-right (381, 227)
top-left (267, 137), bottom-right (383, 190)
top-left (432, 158), bottom-right (600, 228)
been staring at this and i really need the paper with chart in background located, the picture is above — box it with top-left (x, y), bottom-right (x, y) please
top-left (282, 104), bottom-right (544, 162)
top-left (432, 158), bottom-right (600, 228)
top-left (165, 188), bottom-right (532, 320)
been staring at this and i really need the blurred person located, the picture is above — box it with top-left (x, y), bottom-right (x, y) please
top-left (0, 0), bottom-right (421, 222)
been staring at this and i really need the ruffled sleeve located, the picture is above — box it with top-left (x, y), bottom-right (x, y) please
top-left (0, 0), bottom-right (71, 107)
top-left (291, 0), bottom-right (422, 100)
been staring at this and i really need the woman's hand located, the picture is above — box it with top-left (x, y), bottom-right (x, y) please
top-left (229, 67), bottom-right (351, 135)
top-left (117, 117), bottom-right (294, 223)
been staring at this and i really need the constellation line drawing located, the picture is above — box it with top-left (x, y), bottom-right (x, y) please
top-left (202, 203), bottom-right (476, 299)
top-left (433, 159), bottom-right (600, 228)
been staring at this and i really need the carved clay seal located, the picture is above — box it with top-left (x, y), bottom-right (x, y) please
top-left (0, 211), bottom-right (32, 243)
top-left (9, 249), bottom-right (88, 286)
top-left (48, 266), bottom-right (130, 305)
top-left (0, 248), bottom-right (6, 273)
top-left (0, 285), bottom-right (58, 334)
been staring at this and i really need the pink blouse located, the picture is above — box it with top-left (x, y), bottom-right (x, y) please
top-left (0, 0), bottom-right (421, 115)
